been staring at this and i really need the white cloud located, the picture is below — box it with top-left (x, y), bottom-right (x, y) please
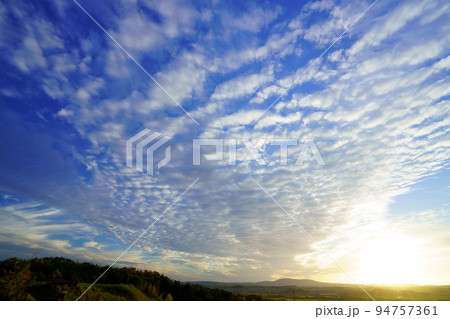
top-left (209, 109), bottom-right (262, 129)
top-left (113, 0), bottom-right (201, 52)
top-left (356, 39), bottom-right (448, 77)
top-left (211, 71), bottom-right (273, 101)
top-left (84, 241), bottom-right (104, 250)
top-left (222, 6), bottom-right (281, 33)
top-left (255, 112), bottom-right (302, 129)
top-left (303, 2), bottom-right (367, 46)
top-left (106, 49), bottom-right (130, 78)
top-left (73, 78), bottom-right (104, 102)
top-left (12, 36), bottom-right (47, 72)
top-left (304, 0), bottom-right (335, 12)
top-left (349, 0), bottom-right (435, 55)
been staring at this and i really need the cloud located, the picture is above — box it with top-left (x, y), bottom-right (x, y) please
top-left (221, 6), bottom-right (281, 33)
top-left (112, 0), bottom-right (204, 52)
top-left (12, 36), bottom-right (47, 72)
top-left (356, 39), bottom-right (448, 77)
top-left (57, 108), bottom-right (74, 117)
top-left (83, 241), bottom-right (104, 250)
top-left (349, 0), bottom-right (435, 55)
top-left (303, 1), bottom-right (368, 46)
top-left (254, 112), bottom-right (302, 129)
top-left (211, 71), bottom-right (273, 101)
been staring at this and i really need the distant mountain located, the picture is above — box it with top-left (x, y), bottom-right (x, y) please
top-left (255, 278), bottom-right (340, 287)
top-left (190, 278), bottom-right (348, 288)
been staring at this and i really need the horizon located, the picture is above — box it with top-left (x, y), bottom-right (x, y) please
top-left (3, 255), bottom-right (450, 287)
top-left (0, 0), bottom-right (449, 292)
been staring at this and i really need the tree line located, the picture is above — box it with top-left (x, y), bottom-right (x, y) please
top-left (0, 257), bottom-right (267, 301)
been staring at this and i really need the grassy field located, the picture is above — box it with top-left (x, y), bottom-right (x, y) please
top-left (65, 283), bottom-right (156, 301)
top-left (202, 284), bottom-right (450, 301)
top-left (27, 282), bottom-right (158, 301)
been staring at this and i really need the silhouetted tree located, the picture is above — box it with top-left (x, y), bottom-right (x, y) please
top-left (0, 258), bottom-right (33, 300)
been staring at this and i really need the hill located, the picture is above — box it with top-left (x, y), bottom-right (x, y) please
top-left (0, 257), bottom-right (267, 301)
top-left (190, 278), bottom-right (341, 288)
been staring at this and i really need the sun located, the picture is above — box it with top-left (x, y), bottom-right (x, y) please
top-left (357, 236), bottom-right (422, 285)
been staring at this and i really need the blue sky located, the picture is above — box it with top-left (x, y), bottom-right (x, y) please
top-left (0, 0), bottom-right (449, 285)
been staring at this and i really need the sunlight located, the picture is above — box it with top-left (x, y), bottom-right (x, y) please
top-left (357, 236), bottom-right (422, 285)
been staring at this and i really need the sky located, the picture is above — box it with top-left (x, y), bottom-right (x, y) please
top-left (0, 0), bottom-right (449, 286)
